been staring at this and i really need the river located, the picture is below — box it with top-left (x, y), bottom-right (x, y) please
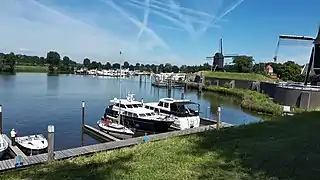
top-left (0, 73), bottom-right (264, 150)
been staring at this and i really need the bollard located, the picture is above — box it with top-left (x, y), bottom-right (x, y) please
top-left (0, 105), bottom-right (2, 134)
top-left (217, 107), bottom-right (221, 130)
top-left (82, 101), bottom-right (85, 129)
top-left (181, 87), bottom-right (185, 99)
top-left (47, 125), bottom-right (55, 161)
top-left (143, 133), bottom-right (148, 143)
top-left (15, 154), bottom-right (23, 167)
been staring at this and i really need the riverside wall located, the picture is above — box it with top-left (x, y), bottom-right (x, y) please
top-left (189, 75), bottom-right (320, 109)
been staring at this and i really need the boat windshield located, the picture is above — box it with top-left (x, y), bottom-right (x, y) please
top-left (139, 114), bottom-right (147, 117)
top-left (170, 102), bottom-right (199, 117)
top-left (132, 104), bottom-right (142, 108)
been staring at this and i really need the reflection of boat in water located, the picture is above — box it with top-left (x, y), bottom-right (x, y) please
top-left (144, 98), bottom-right (201, 130)
top-left (104, 94), bottom-right (175, 133)
top-left (97, 117), bottom-right (134, 138)
top-left (15, 134), bottom-right (48, 155)
top-left (0, 135), bottom-right (8, 159)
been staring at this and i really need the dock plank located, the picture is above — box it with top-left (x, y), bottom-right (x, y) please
top-left (3, 135), bottom-right (27, 158)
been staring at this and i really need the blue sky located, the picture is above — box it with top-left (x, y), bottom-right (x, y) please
top-left (0, 0), bottom-right (318, 65)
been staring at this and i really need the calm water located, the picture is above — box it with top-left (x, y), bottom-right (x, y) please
top-left (0, 73), bottom-right (264, 150)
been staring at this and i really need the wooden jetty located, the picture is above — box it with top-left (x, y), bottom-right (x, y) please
top-left (0, 123), bottom-right (233, 172)
top-left (3, 135), bottom-right (27, 158)
top-left (83, 125), bottom-right (120, 142)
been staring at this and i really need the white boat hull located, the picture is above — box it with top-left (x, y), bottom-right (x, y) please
top-left (97, 120), bottom-right (134, 136)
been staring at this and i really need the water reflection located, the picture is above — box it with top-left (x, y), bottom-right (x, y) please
top-left (46, 74), bottom-right (59, 96)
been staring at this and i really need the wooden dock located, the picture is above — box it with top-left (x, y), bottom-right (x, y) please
top-left (0, 123), bottom-right (228, 172)
top-left (3, 135), bottom-right (27, 158)
top-left (200, 118), bottom-right (234, 127)
top-left (83, 125), bottom-right (120, 142)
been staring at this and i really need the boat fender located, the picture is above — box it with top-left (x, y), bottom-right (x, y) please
top-left (143, 133), bottom-right (148, 143)
top-left (15, 155), bottom-right (23, 167)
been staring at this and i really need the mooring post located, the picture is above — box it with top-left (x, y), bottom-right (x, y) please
top-left (82, 101), bottom-right (85, 129)
top-left (47, 125), bottom-right (55, 161)
top-left (217, 107), bottom-right (221, 130)
top-left (0, 105), bottom-right (2, 134)
top-left (181, 87), bottom-right (185, 99)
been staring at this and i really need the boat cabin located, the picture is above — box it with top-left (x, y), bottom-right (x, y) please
top-left (121, 108), bottom-right (158, 119)
top-left (144, 98), bottom-right (200, 117)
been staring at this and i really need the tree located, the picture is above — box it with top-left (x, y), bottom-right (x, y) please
top-left (105, 62), bottom-right (111, 70)
top-left (123, 61), bottom-right (129, 69)
top-left (46, 51), bottom-right (60, 66)
top-left (62, 56), bottom-right (70, 66)
top-left (112, 63), bottom-right (120, 69)
top-left (135, 63), bottom-right (140, 71)
top-left (233, 56), bottom-right (254, 73)
top-left (83, 58), bottom-right (91, 68)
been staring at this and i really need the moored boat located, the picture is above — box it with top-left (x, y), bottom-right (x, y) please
top-left (15, 134), bottom-right (48, 155)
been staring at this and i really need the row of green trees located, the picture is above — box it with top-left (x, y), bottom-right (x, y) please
top-left (223, 56), bottom-right (305, 82)
top-left (0, 51), bottom-right (306, 82)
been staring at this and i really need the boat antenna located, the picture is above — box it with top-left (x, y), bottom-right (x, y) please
top-left (118, 50), bottom-right (122, 124)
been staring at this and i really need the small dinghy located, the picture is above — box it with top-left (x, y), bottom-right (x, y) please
top-left (0, 135), bottom-right (8, 159)
top-left (15, 134), bottom-right (48, 155)
top-left (97, 117), bottom-right (134, 137)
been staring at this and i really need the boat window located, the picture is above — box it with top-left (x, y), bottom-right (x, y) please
top-left (158, 101), bottom-right (164, 107)
top-left (150, 112), bottom-right (156, 116)
top-left (138, 104), bottom-right (143, 107)
top-left (115, 103), bottom-right (120, 107)
top-left (164, 103), bottom-right (169, 108)
top-left (133, 113), bottom-right (138, 118)
top-left (120, 104), bottom-right (126, 108)
top-left (146, 113), bottom-right (152, 116)
top-left (139, 114), bottom-right (147, 117)
top-left (133, 104), bottom-right (139, 108)
top-left (126, 105), bottom-right (133, 108)
top-left (128, 112), bottom-right (133, 116)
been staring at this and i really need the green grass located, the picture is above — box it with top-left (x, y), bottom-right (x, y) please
top-left (204, 86), bottom-right (283, 115)
top-left (201, 71), bottom-right (275, 82)
top-left (15, 65), bottom-right (48, 73)
top-left (2, 112), bottom-right (320, 180)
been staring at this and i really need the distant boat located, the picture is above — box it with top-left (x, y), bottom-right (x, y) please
top-left (15, 134), bottom-right (48, 155)
top-left (0, 135), bottom-right (8, 159)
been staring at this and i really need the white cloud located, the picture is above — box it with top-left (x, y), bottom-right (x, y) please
top-left (0, 0), bottom-right (245, 65)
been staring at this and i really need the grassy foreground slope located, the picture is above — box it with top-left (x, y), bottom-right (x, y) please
top-left (2, 112), bottom-right (320, 180)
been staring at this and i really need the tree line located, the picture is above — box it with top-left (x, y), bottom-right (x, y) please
top-left (224, 56), bottom-right (306, 82)
top-left (0, 51), bottom-right (212, 73)
top-left (0, 51), bottom-right (307, 82)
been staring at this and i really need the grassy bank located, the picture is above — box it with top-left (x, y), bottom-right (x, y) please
top-left (204, 86), bottom-right (283, 115)
top-left (2, 111), bottom-right (320, 180)
top-left (201, 71), bottom-right (275, 82)
top-left (15, 65), bottom-right (48, 73)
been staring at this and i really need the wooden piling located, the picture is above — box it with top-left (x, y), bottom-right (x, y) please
top-left (82, 101), bottom-right (85, 129)
top-left (181, 87), bottom-right (185, 99)
top-left (0, 105), bottom-right (2, 134)
top-left (217, 107), bottom-right (221, 130)
top-left (167, 78), bottom-right (172, 98)
top-left (47, 125), bottom-right (55, 161)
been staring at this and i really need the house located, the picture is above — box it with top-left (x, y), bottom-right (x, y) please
top-left (265, 65), bottom-right (273, 75)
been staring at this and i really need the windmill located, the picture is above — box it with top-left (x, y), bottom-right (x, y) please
top-left (206, 38), bottom-right (239, 71)
top-left (273, 26), bottom-right (320, 85)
